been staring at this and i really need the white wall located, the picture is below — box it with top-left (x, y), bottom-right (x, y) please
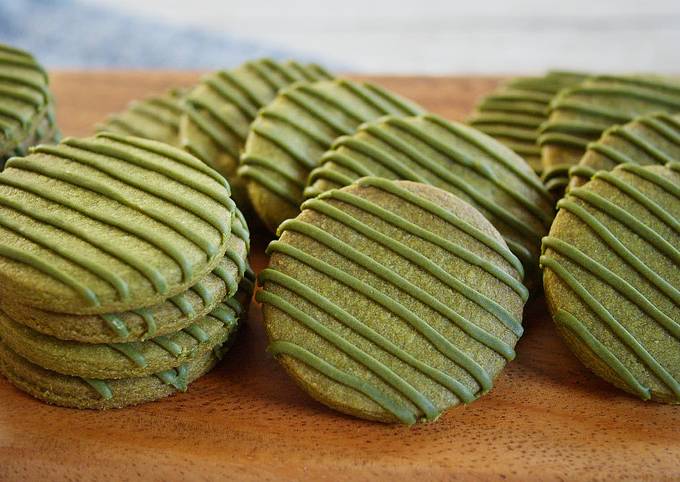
top-left (85, 0), bottom-right (680, 73)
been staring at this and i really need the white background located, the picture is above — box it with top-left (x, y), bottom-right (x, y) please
top-left (85, 0), bottom-right (680, 74)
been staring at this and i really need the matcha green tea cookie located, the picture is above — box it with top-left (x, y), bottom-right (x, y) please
top-left (0, 43), bottom-right (60, 168)
top-left (0, 285), bottom-right (250, 379)
top-left (0, 292), bottom-right (246, 409)
top-left (96, 88), bottom-right (186, 146)
top-left (539, 75), bottom-right (680, 195)
top-left (468, 71), bottom-right (588, 175)
top-left (305, 114), bottom-right (553, 286)
top-left (239, 79), bottom-right (424, 232)
top-left (569, 113), bottom-right (680, 189)
top-left (0, 132), bottom-right (236, 314)
top-left (541, 162), bottom-right (680, 403)
top-left (180, 59), bottom-right (333, 208)
top-left (259, 178), bottom-right (526, 424)
top-left (0, 218), bottom-right (250, 343)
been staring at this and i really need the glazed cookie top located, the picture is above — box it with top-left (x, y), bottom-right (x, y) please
top-left (259, 178), bottom-right (526, 425)
top-left (541, 163), bottom-right (680, 403)
top-left (539, 75), bottom-right (680, 194)
top-left (306, 114), bottom-right (553, 285)
top-left (180, 59), bottom-right (332, 195)
top-left (569, 113), bottom-right (680, 189)
top-left (0, 133), bottom-right (236, 313)
top-left (239, 79), bottom-right (424, 231)
top-left (468, 71), bottom-right (588, 174)
top-left (96, 88), bottom-right (186, 146)
top-left (0, 44), bottom-right (57, 158)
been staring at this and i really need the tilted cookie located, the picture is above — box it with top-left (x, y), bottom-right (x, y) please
top-left (180, 59), bottom-right (333, 209)
top-left (569, 112), bottom-right (680, 189)
top-left (539, 75), bottom-right (680, 195)
top-left (468, 71), bottom-right (587, 175)
top-left (306, 114), bottom-right (552, 288)
top-left (239, 79), bottom-right (424, 232)
top-left (259, 178), bottom-right (526, 424)
top-left (542, 162), bottom-right (679, 403)
top-left (0, 132), bottom-right (236, 313)
top-left (0, 43), bottom-right (60, 168)
top-left (96, 88), bottom-right (186, 146)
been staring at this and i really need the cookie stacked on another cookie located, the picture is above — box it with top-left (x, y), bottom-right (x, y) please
top-left (539, 75), bottom-right (680, 195)
top-left (259, 178), bottom-right (526, 424)
top-left (468, 71), bottom-right (588, 175)
top-left (96, 88), bottom-right (186, 146)
top-left (239, 79), bottom-right (424, 232)
top-left (180, 59), bottom-right (333, 209)
top-left (0, 133), bottom-right (253, 408)
top-left (0, 43), bottom-right (60, 169)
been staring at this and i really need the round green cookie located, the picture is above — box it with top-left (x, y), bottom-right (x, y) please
top-left (569, 113), bottom-right (680, 189)
top-left (468, 71), bottom-right (588, 175)
top-left (0, 43), bottom-right (60, 169)
top-left (0, 132), bottom-right (236, 313)
top-left (96, 88), bottom-right (186, 146)
top-left (0, 288), bottom-right (248, 409)
top-left (0, 285), bottom-right (250, 379)
top-left (259, 178), bottom-right (526, 425)
top-left (180, 59), bottom-right (333, 209)
top-left (541, 162), bottom-right (680, 404)
top-left (305, 113), bottom-right (553, 288)
top-left (539, 75), bottom-right (680, 195)
top-left (239, 79), bottom-right (424, 232)
top-left (0, 227), bottom-right (251, 343)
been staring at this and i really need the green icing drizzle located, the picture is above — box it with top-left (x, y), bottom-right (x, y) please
top-left (301, 197), bottom-right (523, 336)
top-left (155, 364), bottom-right (189, 391)
top-left (269, 340), bottom-right (417, 425)
top-left (183, 324), bottom-right (210, 343)
top-left (265, 240), bottom-right (493, 392)
top-left (0, 175), bottom-right (166, 293)
top-left (101, 313), bottom-right (130, 338)
top-left (82, 378), bottom-right (113, 400)
top-left (260, 269), bottom-right (476, 406)
top-left (151, 335), bottom-right (183, 357)
top-left (0, 244), bottom-right (99, 306)
top-left (260, 290), bottom-right (440, 420)
top-left (133, 307), bottom-right (158, 339)
top-left (108, 342), bottom-right (148, 368)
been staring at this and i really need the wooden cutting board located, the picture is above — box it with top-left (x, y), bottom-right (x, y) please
top-left (0, 73), bottom-right (677, 482)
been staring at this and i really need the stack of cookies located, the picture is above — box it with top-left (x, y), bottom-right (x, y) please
top-left (0, 133), bottom-right (252, 408)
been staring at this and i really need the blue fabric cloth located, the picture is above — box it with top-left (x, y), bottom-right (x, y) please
top-left (0, 0), bottom-right (326, 68)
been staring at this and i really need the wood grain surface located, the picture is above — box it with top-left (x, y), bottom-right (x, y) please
top-left (0, 72), bottom-right (678, 482)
